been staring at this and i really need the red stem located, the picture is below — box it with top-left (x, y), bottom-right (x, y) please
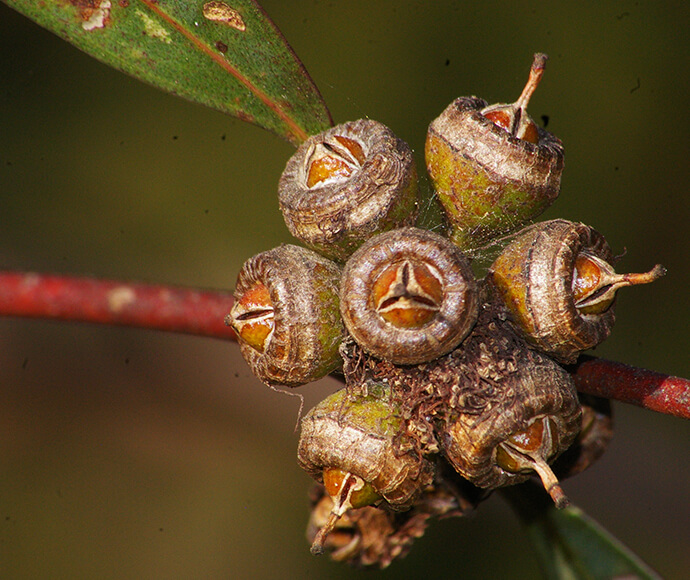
top-left (0, 271), bottom-right (688, 419)
top-left (0, 271), bottom-right (237, 341)
top-left (568, 356), bottom-right (690, 420)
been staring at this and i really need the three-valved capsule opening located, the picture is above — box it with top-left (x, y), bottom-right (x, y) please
top-left (339, 227), bottom-right (479, 365)
top-left (481, 52), bottom-right (548, 144)
top-left (495, 417), bottom-right (569, 509)
top-left (310, 468), bottom-right (383, 555)
top-left (372, 260), bottom-right (443, 329)
top-left (228, 282), bottom-right (274, 353)
top-left (305, 135), bottom-right (366, 188)
top-left (572, 251), bottom-right (666, 316)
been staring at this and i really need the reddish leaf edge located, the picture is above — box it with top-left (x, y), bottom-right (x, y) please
top-left (140, 0), bottom-right (314, 145)
top-left (0, 271), bottom-right (687, 420)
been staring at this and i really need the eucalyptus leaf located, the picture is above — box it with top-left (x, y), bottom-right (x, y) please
top-left (502, 482), bottom-right (661, 580)
top-left (3, 0), bottom-right (332, 145)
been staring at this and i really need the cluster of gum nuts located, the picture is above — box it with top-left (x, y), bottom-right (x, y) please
top-left (226, 54), bottom-right (665, 567)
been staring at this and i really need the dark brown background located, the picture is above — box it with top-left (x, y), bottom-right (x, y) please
top-left (1, 1), bottom-right (688, 578)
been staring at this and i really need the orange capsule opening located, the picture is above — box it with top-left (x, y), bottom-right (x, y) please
top-left (229, 283), bottom-right (275, 353)
top-left (305, 135), bottom-right (366, 188)
top-left (496, 418), bottom-right (569, 509)
top-left (480, 54), bottom-right (547, 145)
top-left (372, 261), bottom-right (443, 329)
top-left (307, 155), bottom-right (356, 188)
top-left (323, 468), bottom-right (382, 510)
top-left (517, 121), bottom-right (540, 144)
top-left (572, 252), bottom-right (666, 315)
top-left (311, 468), bottom-right (383, 556)
top-left (333, 136), bottom-right (366, 164)
top-left (483, 109), bottom-right (513, 132)
top-left (572, 253), bottom-right (611, 314)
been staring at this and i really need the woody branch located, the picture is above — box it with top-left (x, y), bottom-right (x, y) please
top-left (0, 271), bottom-right (687, 420)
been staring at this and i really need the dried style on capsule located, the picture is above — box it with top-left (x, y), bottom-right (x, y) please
top-left (305, 459), bottom-right (485, 568)
top-left (426, 296), bottom-right (582, 508)
top-left (279, 119), bottom-right (419, 262)
top-left (488, 219), bottom-right (666, 363)
top-left (298, 382), bottom-right (435, 554)
top-left (425, 53), bottom-right (564, 253)
top-left (339, 227), bottom-right (478, 365)
top-left (220, 47), bottom-right (668, 567)
top-left (338, 290), bottom-right (582, 509)
top-left (226, 244), bottom-right (345, 387)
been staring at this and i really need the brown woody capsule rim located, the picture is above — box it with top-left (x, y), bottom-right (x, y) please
top-left (231, 244), bottom-right (344, 387)
top-left (428, 96), bottom-right (564, 194)
top-left (340, 227), bottom-right (479, 365)
top-left (278, 119), bottom-right (419, 262)
top-left (297, 386), bottom-right (435, 511)
top-left (553, 394), bottom-right (614, 481)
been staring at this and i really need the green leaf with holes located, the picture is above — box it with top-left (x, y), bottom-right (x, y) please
top-left (3, 0), bottom-right (332, 145)
top-left (502, 482), bottom-right (661, 579)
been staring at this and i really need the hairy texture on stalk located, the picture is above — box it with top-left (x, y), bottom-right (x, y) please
top-left (341, 283), bottom-right (581, 500)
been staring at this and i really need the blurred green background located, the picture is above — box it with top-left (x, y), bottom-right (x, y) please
top-left (0, 1), bottom-right (688, 578)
